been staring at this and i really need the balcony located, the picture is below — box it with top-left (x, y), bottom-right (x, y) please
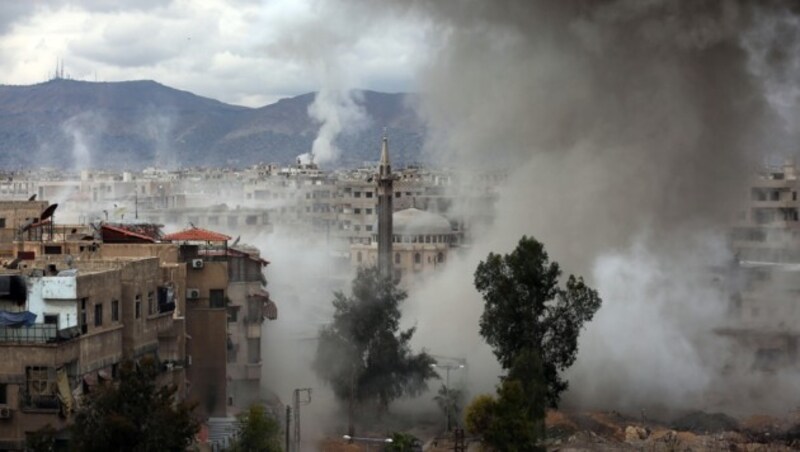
top-left (244, 362), bottom-right (261, 381)
top-left (0, 324), bottom-right (60, 344)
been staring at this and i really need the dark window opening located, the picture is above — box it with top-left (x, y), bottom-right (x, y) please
top-left (44, 246), bottom-right (62, 255)
top-left (111, 300), bottom-right (119, 322)
top-left (210, 289), bottom-right (226, 308)
top-left (94, 303), bottom-right (103, 327)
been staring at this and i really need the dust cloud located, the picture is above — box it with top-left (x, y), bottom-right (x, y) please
top-left (344, 0), bottom-right (800, 415)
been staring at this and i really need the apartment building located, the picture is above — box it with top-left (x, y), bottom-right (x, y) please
top-left (0, 254), bottom-right (184, 450)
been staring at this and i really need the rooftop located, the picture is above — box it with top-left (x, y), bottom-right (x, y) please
top-left (163, 226), bottom-right (231, 242)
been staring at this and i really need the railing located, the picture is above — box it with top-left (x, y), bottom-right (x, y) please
top-left (0, 324), bottom-right (59, 344)
top-left (20, 390), bottom-right (60, 412)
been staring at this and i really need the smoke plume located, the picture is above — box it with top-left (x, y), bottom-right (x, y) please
top-left (342, 0), bottom-right (800, 414)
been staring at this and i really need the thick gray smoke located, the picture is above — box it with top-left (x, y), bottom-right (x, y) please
top-left (344, 0), bottom-right (800, 415)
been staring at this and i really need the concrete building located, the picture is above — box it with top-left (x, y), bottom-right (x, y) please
top-left (722, 161), bottom-right (800, 371)
top-left (351, 208), bottom-right (460, 285)
top-left (0, 254), bottom-right (185, 450)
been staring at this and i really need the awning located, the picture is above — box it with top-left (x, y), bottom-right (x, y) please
top-left (263, 300), bottom-right (277, 321)
top-left (0, 310), bottom-right (36, 327)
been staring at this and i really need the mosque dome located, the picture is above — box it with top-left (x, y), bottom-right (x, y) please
top-left (391, 208), bottom-right (453, 236)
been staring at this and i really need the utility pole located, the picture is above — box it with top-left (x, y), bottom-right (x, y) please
top-left (285, 405), bottom-right (291, 452)
top-left (430, 357), bottom-right (467, 432)
top-left (453, 427), bottom-right (466, 452)
top-left (292, 388), bottom-right (311, 452)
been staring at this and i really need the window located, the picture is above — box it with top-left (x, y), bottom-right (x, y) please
top-left (80, 298), bottom-right (87, 334)
top-left (246, 215), bottom-right (258, 225)
top-left (354, 192), bottom-right (362, 198)
top-left (94, 303), bottom-right (103, 327)
top-left (365, 225), bottom-right (373, 232)
top-left (228, 306), bottom-right (239, 323)
top-left (437, 252), bottom-right (444, 263)
top-left (414, 253), bottom-right (421, 264)
top-left (247, 338), bottom-right (261, 363)
top-left (44, 245), bottom-right (62, 255)
top-left (0, 218), bottom-right (5, 228)
top-left (208, 216), bottom-right (219, 225)
top-left (210, 289), bottom-right (226, 308)
top-left (228, 216), bottom-right (238, 227)
top-left (395, 253), bottom-right (400, 264)
top-left (366, 192), bottom-right (373, 198)
top-left (44, 314), bottom-right (58, 326)
top-left (354, 208), bottom-right (361, 214)
top-left (0, 383), bottom-right (6, 404)
top-left (366, 208), bottom-right (373, 215)
top-left (357, 252), bottom-right (362, 263)
top-left (395, 192), bottom-right (401, 198)
top-left (135, 295), bottom-right (141, 319)
top-left (112, 300), bottom-right (119, 322)
top-left (26, 366), bottom-right (55, 400)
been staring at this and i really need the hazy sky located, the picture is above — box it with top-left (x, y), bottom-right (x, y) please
top-left (0, 0), bottom-right (426, 106)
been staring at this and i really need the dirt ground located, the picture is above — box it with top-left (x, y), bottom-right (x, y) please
top-left (318, 409), bottom-right (800, 451)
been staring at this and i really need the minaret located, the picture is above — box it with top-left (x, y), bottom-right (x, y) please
top-left (377, 131), bottom-right (393, 279)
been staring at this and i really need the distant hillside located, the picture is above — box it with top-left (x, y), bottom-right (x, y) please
top-left (0, 79), bottom-right (425, 169)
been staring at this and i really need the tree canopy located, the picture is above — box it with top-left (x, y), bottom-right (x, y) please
top-left (475, 235), bottom-right (602, 407)
top-left (228, 404), bottom-right (282, 452)
top-left (70, 358), bottom-right (199, 452)
top-left (313, 267), bottom-right (437, 412)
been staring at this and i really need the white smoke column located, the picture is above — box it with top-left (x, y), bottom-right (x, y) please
top-left (306, 82), bottom-right (366, 165)
top-left (241, 227), bottom-right (355, 448)
top-left (265, 0), bottom-right (381, 166)
top-left (62, 113), bottom-right (96, 171)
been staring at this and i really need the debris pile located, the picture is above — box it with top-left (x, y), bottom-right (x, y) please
top-left (545, 410), bottom-right (800, 451)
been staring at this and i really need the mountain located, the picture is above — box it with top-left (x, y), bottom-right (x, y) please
top-left (0, 79), bottom-right (425, 170)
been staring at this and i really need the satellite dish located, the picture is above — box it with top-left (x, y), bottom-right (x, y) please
top-left (28, 194), bottom-right (36, 201)
top-left (40, 203), bottom-right (58, 221)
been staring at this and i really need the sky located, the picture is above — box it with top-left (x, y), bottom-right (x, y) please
top-left (0, 0), bottom-right (426, 107)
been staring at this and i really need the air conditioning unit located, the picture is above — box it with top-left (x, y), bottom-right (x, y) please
top-left (191, 259), bottom-right (204, 269)
top-left (0, 406), bottom-right (12, 419)
top-left (187, 288), bottom-right (200, 300)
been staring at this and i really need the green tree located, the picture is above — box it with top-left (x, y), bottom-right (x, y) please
top-left (462, 379), bottom-right (544, 452)
top-left (228, 404), bottom-right (282, 452)
top-left (26, 424), bottom-right (57, 452)
top-left (385, 432), bottom-right (420, 451)
top-left (483, 380), bottom-right (543, 452)
top-left (313, 267), bottom-right (437, 430)
top-left (70, 358), bottom-right (199, 452)
top-left (474, 235), bottom-right (602, 407)
top-left (464, 394), bottom-right (495, 435)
